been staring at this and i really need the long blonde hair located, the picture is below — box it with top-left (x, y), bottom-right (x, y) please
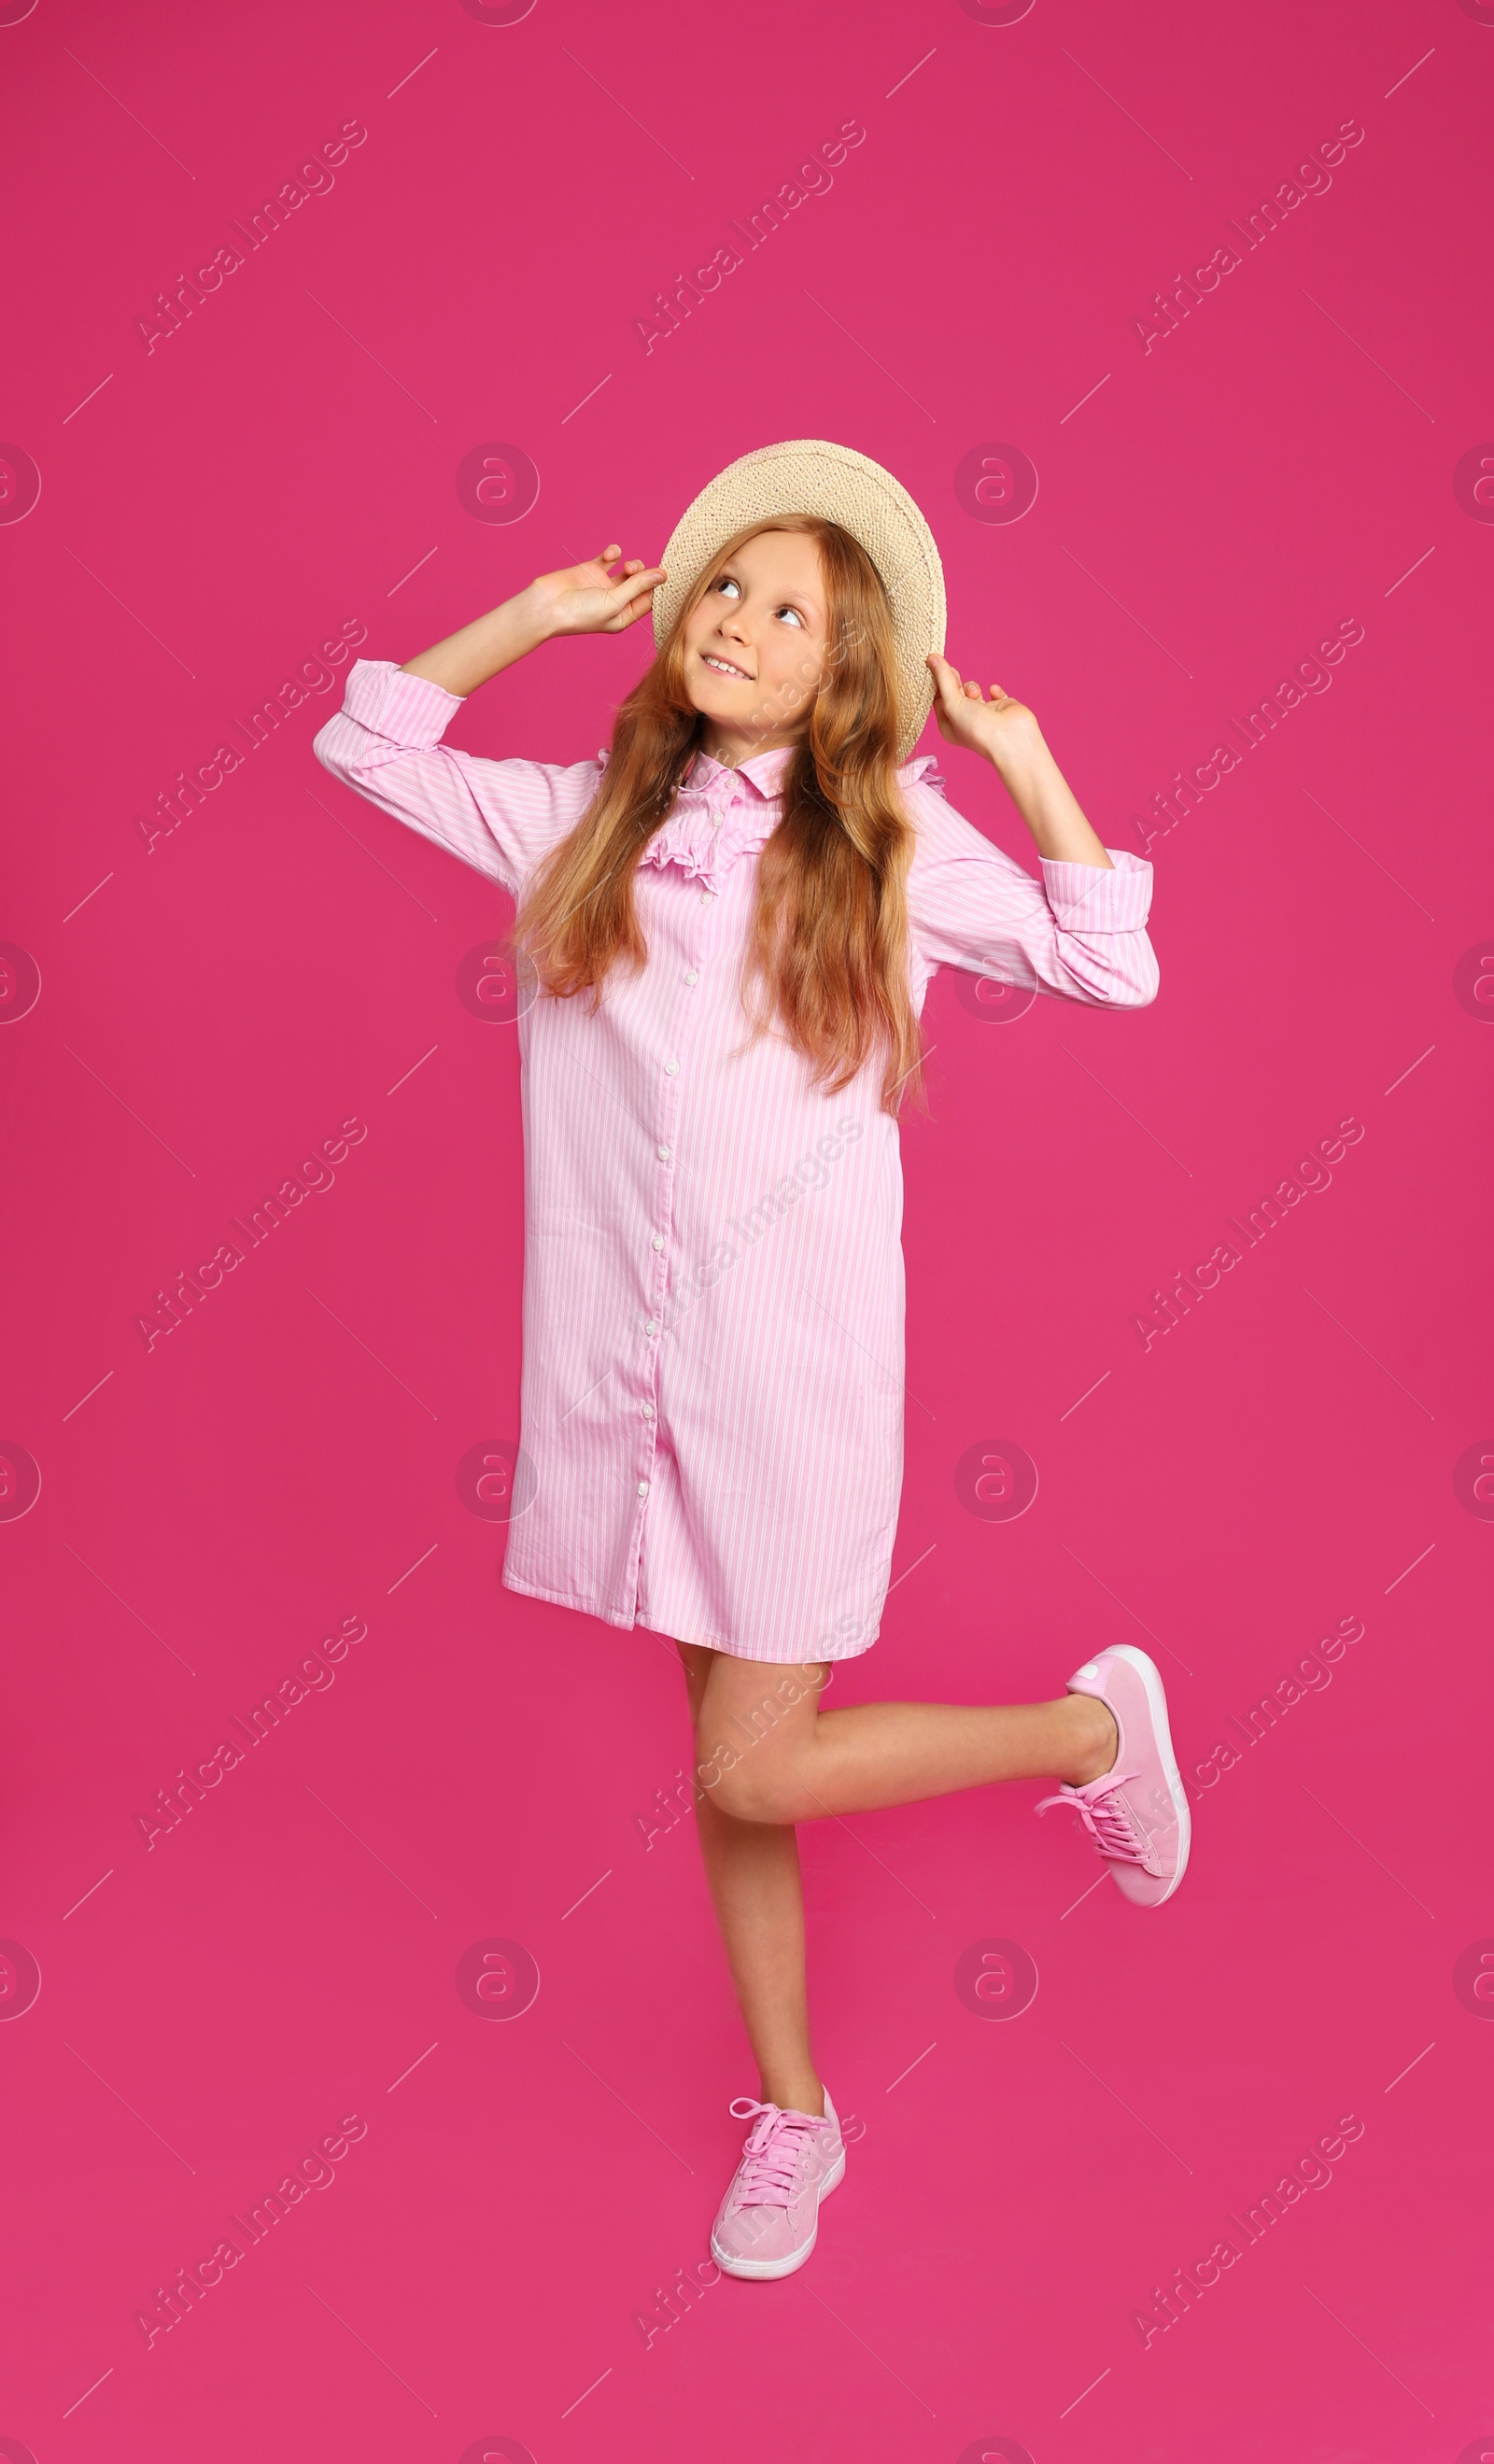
top-left (514, 514), bottom-right (927, 1115)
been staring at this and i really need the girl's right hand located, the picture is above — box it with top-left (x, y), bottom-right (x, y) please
top-left (530, 545), bottom-right (668, 640)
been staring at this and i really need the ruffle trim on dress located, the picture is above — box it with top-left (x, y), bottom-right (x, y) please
top-left (900, 753), bottom-right (947, 799)
top-left (637, 805), bottom-right (780, 884)
top-left (624, 746), bottom-right (949, 882)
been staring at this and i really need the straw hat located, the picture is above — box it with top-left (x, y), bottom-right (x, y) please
top-left (653, 439), bottom-right (946, 760)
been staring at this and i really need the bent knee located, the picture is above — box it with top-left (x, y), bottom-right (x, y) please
top-left (700, 1750), bottom-right (804, 1825)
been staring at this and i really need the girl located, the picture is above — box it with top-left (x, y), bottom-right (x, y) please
top-left (313, 438), bottom-right (1190, 2284)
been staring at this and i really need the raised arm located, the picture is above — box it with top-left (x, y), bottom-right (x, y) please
top-left (311, 546), bottom-right (666, 895)
top-left (926, 653), bottom-right (1115, 869)
top-left (907, 655), bottom-right (1158, 1007)
top-left (402, 543), bottom-right (666, 696)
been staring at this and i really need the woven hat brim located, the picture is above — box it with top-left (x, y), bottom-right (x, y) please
top-left (652, 439), bottom-right (946, 761)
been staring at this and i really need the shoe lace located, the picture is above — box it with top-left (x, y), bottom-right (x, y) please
top-left (726, 2098), bottom-right (820, 2208)
top-left (1035, 1769), bottom-right (1149, 1864)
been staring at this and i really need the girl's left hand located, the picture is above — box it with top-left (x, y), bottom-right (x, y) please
top-left (927, 652), bottom-right (1042, 772)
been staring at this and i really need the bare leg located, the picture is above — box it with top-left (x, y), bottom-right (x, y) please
top-left (676, 1641), bottom-right (824, 2116)
top-left (689, 1651), bottom-right (1120, 1827)
top-left (674, 1640), bottom-right (1120, 2115)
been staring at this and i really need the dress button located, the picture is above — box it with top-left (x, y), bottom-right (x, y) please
top-left (684, 969), bottom-right (698, 986)
top-left (701, 889), bottom-right (714, 903)
top-left (664, 1059), bottom-right (680, 1076)
top-left (641, 1402), bottom-right (655, 1420)
top-left (652, 1232), bottom-right (665, 1251)
top-left (637, 1479), bottom-right (649, 1499)
top-left (656, 1143), bottom-right (670, 1161)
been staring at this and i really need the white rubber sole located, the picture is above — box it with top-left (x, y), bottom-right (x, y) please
top-left (711, 2146), bottom-right (846, 2281)
top-left (1095, 1642), bottom-right (1191, 1904)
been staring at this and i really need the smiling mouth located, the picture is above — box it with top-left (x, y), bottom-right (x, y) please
top-left (700, 653), bottom-right (753, 682)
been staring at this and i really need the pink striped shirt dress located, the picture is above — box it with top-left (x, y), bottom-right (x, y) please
top-left (314, 659), bottom-right (1158, 1666)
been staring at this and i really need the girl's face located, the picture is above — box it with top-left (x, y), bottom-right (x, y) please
top-left (681, 528), bottom-right (829, 761)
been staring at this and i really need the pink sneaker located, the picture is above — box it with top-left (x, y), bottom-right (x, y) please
top-left (710, 2091), bottom-right (846, 2280)
top-left (1036, 1644), bottom-right (1191, 1907)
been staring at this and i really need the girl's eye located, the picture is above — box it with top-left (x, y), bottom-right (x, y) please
top-left (715, 577), bottom-right (740, 599)
top-left (777, 605), bottom-right (804, 627)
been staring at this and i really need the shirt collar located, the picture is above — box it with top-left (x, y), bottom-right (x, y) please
top-left (685, 745), bottom-right (943, 798)
top-left (684, 745), bottom-right (796, 800)
top-left (633, 743), bottom-right (944, 887)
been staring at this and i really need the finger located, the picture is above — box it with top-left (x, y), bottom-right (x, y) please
top-left (607, 565), bottom-right (666, 605)
top-left (963, 679), bottom-right (981, 699)
top-left (607, 586), bottom-right (659, 627)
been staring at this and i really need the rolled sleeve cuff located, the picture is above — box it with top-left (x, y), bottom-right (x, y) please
top-left (1040, 847), bottom-right (1153, 932)
top-left (341, 656), bottom-right (466, 746)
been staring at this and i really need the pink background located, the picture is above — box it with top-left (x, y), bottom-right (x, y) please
top-left (3, 0), bottom-right (1491, 2456)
